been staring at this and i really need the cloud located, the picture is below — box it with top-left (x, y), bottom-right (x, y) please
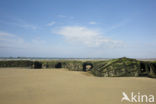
top-left (0, 19), bottom-right (38, 30)
top-left (105, 19), bottom-right (130, 33)
top-left (58, 15), bottom-right (66, 18)
top-left (89, 21), bottom-right (97, 24)
top-left (0, 32), bottom-right (25, 49)
top-left (53, 26), bottom-right (124, 48)
top-left (57, 15), bottom-right (74, 19)
top-left (14, 18), bottom-right (38, 30)
top-left (0, 32), bottom-right (14, 37)
top-left (0, 32), bottom-right (47, 50)
top-left (0, 31), bottom-right (76, 57)
top-left (47, 21), bottom-right (56, 26)
top-left (20, 24), bottom-right (37, 30)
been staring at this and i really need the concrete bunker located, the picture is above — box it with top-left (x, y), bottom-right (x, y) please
top-left (33, 61), bottom-right (42, 69)
top-left (83, 62), bottom-right (93, 71)
top-left (55, 62), bottom-right (62, 68)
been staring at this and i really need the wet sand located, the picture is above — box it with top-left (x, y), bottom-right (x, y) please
top-left (0, 68), bottom-right (156, 104)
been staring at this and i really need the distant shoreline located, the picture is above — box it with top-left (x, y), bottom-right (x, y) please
top-left (0, 57), bottom-right (156, 61)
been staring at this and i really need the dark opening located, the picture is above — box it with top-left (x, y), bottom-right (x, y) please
top-left (34, 61), bottom-right (42, 69)
top-left (146, 64), bottom-right (150, 72)
top-left (55, 63), bottom-right (62, 68)
top-left (83, 63), bottom-right (93, 71)
top-left (140, 63), bottom-right (146, 72)
top-left (46, 64), bottom-right (49, 68)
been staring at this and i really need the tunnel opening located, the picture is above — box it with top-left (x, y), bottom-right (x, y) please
top-left (55, 62), bottom-right (62, 68)
top-left (83, 63), bottom-right (93, 71)
top-left (140, 63), bottom-right (146, 73)
top-left (34, 61), bottom-right (42, 69)
top-left (146, 64), bottom-right (150, 72)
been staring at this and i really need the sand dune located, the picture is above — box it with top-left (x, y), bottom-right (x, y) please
top-left (0, 68), bottom-right (156, 104)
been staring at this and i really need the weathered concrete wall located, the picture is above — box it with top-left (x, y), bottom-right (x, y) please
top-left (0, 60), bottom-right (33, 68)
top-left (91, 58), bottom-right (156, 78)
top-left (91, 58), bottom-right (140, 77)
top-left (0, 58), bottom-right (156, 78)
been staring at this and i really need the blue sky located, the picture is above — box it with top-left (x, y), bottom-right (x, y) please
top-left (0, 0), bottom-right (156, 58)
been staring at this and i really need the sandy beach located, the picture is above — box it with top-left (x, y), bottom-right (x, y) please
top-left (0, 68), bottom-right (156, 104)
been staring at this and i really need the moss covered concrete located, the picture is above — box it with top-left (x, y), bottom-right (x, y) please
top-left (0, 57), bottom-right (156, 78)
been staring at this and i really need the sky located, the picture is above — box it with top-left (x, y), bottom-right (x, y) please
top-left (0, 0), bottom-right (156, 58)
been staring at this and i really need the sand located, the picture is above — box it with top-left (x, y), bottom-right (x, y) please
top-left (0, 68), bottom-right (156, 104)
